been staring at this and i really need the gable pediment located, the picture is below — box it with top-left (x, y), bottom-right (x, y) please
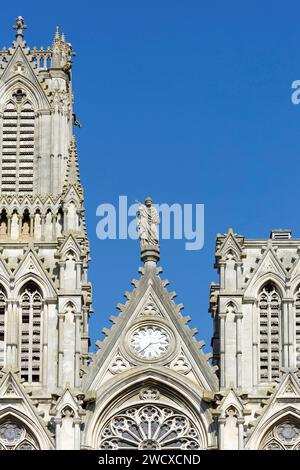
top-left (13, 249), bottom-right (56, 297)
top-left (0, 45), bottom-right (50, 110)
top-left (217, 230), bottom-right (243, 260)
top-left (0, 371), bottom-right (54, 449)
top-left (83, 268), bottom-right (218, 393)
top-left (243, 248), bottom-right (286, 297)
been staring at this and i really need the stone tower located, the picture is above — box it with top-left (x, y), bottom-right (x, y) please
top-left (210, 228), bottom-right (300, 449)
top-left (0, 18), bottom-right (92, 449)
top-left (1, 17), bottom-right (299, 452)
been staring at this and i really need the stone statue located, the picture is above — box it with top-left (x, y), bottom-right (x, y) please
top-left (136, 197), bottom-right (160, 247)
top-left (0, 221), bottom-right (7, 237)
top-left (22, 221), bottom-right (30, 237)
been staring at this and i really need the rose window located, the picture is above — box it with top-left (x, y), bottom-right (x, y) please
top-left (99, 404), bottom-right (201, 450)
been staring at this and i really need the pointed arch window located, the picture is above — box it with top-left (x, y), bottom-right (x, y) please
top-left (0, 287), bottom-right (6, 367)
top-left (20, 283), bottom-right (43, 383)
top-left (0, 419), bottom-right (39, 450)
top-left (258, 283), bottom-right (281, 382)
top-left (1, 90), bottom-right (35, 193)
top-left (260, 418), bottom-right (300, 450)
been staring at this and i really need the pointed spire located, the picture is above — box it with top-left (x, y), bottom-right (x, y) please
top-left (12, 16), bottom-right (27, 44)
top-left (53, 25), bottom-right (60, 45)
top-left (136, 197), bottom-right (160, 268)
top-left (64, 135), bottom-right (82, 189)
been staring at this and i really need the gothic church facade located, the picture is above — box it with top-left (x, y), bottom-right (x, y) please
top-left (0, 18), bottom-right (299, 450)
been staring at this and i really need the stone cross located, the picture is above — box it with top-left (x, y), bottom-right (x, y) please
top-left (13, 16), bottom-right (27, 38)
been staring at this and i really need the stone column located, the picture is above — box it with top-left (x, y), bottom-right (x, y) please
top-left (75, 261), bottom-right (82, 289)
top-left (236, 312), bottom-right (243, 388)
top-left (285, 298), bottom-right (294, 368)
top-left (74, 313), bottom-right (81, 388)
top-left (63, 208), bottom-right (68, 233)
top-left (50, 154), bottom-right (54, 194)
top-left (235, 261), bottom-right (242, 290)
top-left (219, 312), bottom-right (226, 388)
top-left (52, 214), bottom-right (57, 239)
top-left (219, 262), bottom-right (226, 290)
top-left (282, 300), bottom-right (289, 368)
top-left (57, 313), bottom-right (64, 387)
top-left (42, 303), bottom-right (48, 386)
top-left (5, 301), bottom-right (13, 367)
top-left (18, 214), bottom-right (22, 238)
top-left (82, 306), bottom-right (89, 336)
top-left (11, 301), bottom-right (18, 368)
top-left (59, 261), bottom-right (66, 290)
top-left (218, 417), bottom-right (225, 450)
top-left (30, 214), bottom-right (34, 238)
top-left (82, 263), bottom-right (88, 283)
top-left (237, 417), bottom-right (245, 449)
top-left (73, 418), bottom-right (81, 450)
top-left (54, 418), bottom-right (62, 450)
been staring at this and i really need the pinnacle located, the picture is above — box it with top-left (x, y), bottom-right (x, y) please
top-left (53, 25), bottom-right (60, 45)
top-left (64, 136), bottom-right (82, 189)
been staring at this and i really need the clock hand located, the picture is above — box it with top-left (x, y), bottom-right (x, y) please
top-left (138, 341), bottom-right (152, 353)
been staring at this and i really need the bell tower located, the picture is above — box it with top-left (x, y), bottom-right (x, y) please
top-left (0, 16), bottom-right (75, 194)
top-left (0, 17), bottom-right (92, 394)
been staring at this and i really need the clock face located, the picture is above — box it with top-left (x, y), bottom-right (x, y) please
top-left (130, 326), bottom-right (170, 360)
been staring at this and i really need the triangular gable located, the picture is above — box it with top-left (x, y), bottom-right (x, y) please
top-left (0, 371), bottom-right (54, 449)
top-left (217, 229), bottom-right (243, 260)
top-left (50, 388), bottom-right (84, 419)
top-left (218, 389), bottom-right (244, 416)
top-left (275, 372), bottom-right (300, 401)
top-left (83, 267), bottom-right (218, 392)
top-left (245, 372), bottom-right (300, 448)
top-left (62, 185), bottom-right (83, 203)
top-left (0, 45), bottom-right (50, 109)
top-left (57, 234), bottom-right (83, 258)
top-left (13, 249), bottom-right (57, 297)
top-left (243, 248), bottom-right (286, 297)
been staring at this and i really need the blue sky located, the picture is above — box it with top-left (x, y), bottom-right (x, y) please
top-left (2, 1), bottom-right (300, 351)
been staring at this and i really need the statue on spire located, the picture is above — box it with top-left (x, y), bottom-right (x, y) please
top-left (137, 197), bottom-right (160, 247)
top-left (13, 16), bottom-right (27, 38)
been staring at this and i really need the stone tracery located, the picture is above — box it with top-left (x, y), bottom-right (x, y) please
top-left (260, 419), bottom-right (300, 450)
top-left (0, 419), bottom-right (39, 450)
top-left (99, 404), bottom-right (201, 450)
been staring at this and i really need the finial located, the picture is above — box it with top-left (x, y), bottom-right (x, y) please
top-left (13, 16), bottom-right (27, 41)
top-left (136, 197), bottom-right (160, 268)
top-left (54, 25), bottom-right (60, 43)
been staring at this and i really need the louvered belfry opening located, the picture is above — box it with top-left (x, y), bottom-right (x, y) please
top-left (1, 89), bottom-right (35, 193)
top-left (259, 282), bottom-right (281, 382)
top-left (20, 282), bottom-right (42, 384)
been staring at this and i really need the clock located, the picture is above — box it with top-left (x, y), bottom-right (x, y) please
top-left (130, 326), bottom-right (170, 360)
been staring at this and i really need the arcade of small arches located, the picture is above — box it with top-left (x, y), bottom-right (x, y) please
top-left (0, 201), bottom-right (81, 241)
